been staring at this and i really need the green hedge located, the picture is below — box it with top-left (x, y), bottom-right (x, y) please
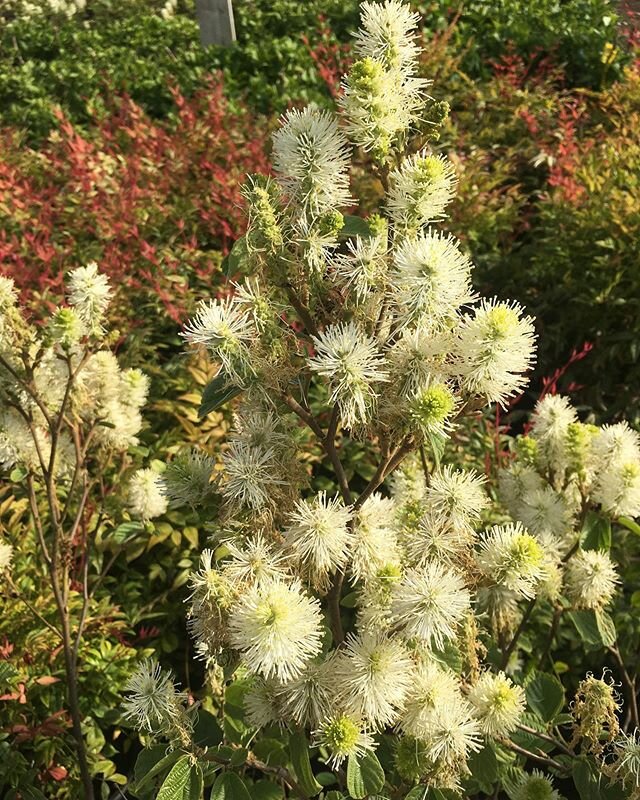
top-left (0, 0), bottom-right (631, 142)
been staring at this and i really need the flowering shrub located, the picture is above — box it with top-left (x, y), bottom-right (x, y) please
top-left (0, 80), bottom-right (268, 321)
top-left (119, 3), bottom-right (640, 799)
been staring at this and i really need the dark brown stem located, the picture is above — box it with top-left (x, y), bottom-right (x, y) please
top-left (610, 645), bottom-right (639, 731)
top-left (501, 598), bottom-right (537, 670)
top-left (286, 286), bottom-right (320, 339)
top-left (501, 738), bottom-right (567, 773)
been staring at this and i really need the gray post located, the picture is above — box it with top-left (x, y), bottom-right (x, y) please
top-left (195, 0), bottom-right (236, 46)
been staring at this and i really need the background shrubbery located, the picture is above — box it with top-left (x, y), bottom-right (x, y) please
top-left (1, 0), bottom-right (639, 797)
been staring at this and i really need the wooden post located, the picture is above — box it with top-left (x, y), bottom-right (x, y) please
top-left (195, 0), bottom-right (236, 46)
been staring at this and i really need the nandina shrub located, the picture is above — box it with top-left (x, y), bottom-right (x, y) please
top-left (0, 76), bottom-right (269, 327)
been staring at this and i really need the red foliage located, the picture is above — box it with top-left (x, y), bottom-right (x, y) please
top-left (0, 76), bottom-right (269, 320)
top-left (303, 17), bottom-right (352, 98)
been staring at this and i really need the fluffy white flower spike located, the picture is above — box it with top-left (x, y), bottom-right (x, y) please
top-left (67, 262), bottom-right (112, 334)
top-left (564, 550), bottom-right (619, 609)
top-left (391, 562), bottom-right (471, 649)
top-left (228, 577), bottom-right (323, 682)
top-left (476, 523), bottom-right (545, 600)
top-left (333, 631), bottom-right (414, 728)
top-left (272, 107), bottom-right (352, 215)
top-left (127, 467), bottom-right (168, 521)
top-left (392, 230), bottom-right (474, 329)
top-left (313, 714), bottom-right (376, 768)
top-left (388, 152), bottom-right (458, 230)
top-left (353, 0), bottom-right (422, 71)
top-left (309, 322), bottom-right (389, 428)
top-left (455, 299), bottom-right (536, 406)
top-left (122, 659), bottom-right (188, 735)
top-left (284, 492), bottom-right (353, 591)
top-left (468, 671), bottom-right (526, 737)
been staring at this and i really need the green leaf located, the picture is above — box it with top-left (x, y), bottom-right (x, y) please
top-left (109, 520), bottom-right (145, 546)
top-left (425, 432), bottom-right (446, 469)
top-left (227, 236), bottom-right (250, 275)
top-left (569, 609), bottom-right (617, 649)
top-left (572, 756), bottom-right (624, 800)
top-left (289, 732), bottom-right (322, 796)
top-left (324, 793), bottom-right (345, 800)
top-left (404, 788), bottom-right (430, 800)
top-left (250, 780), bottom-right (284, 800)
top-left (211, 772), bottom-right (252, 800)
top-left (340, 215), bottom-right (372, 239)
top-left (595, 609), bottom-right (617, 647)
top-left (134, 749), bottom-right (183, 791)
top-left (467, 743), bottom-right (498, 789)
top-left (569, 610), bottom-right (605, 649)
top-left (156, 756), bottom-right (198, 800)
top-left (618, 516), bottom-right (640, 536)
top-left (198, 373), bottom-right (242, 418)
top-left (526, 672), bottom-right (565, 722)
top-left (346, 751), bottom-right (385, 799)
top-left (581, 512), bottom-right (611, 551)
top-left (192, 710), bottom-right (223, 748)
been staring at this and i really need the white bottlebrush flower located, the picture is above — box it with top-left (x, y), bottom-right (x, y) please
top-left (517, 486), bottom-right (574, 538)
top-left (425, 465), bottom-right (488, 532)
top-left (512, 769), bottom-right (563, 800)
top-left (357, 562), bottom-right (403, 631)
top-left (181, 298), bottom-right (256, 384)
top-left (331, 235), bottom-right (388, 303)
top-left (422, 694), bottom-right (482, 766)
top-left (403, 510), bottom-right (471, 567)
top-left (313, 713), bottom-right (375, 768)
top-left (613, 730), bottom-right (640, 792)
top-left (272, 106), bottom-right (351, 215)
top-left (468, 671), bottom-right (526, 737)
top-left (564, 550), bottom-right (619, 609)
top-left (591, 422), bottom-right (640, 470)
top-left (476, 523), bottom-right (545, 600)
top-left (284, 492), bottom-right (353, 590)
top-left (0, 541), bottom-right (13, 572)
top-left (228, 577), bottom-right (323, 682)
top-left (161, 449), bottom-right (215, 508)
top-left (400, 661), bottom-right (462, 740)
top-left (391, 562), bottom-right (471, 649)
top-left (278, 656), bottom-right (337, 728)
top-left (498, 464), bottom-right (545, 518)
top-left (309, 322), bottom-right (389, 428)
top-left (244, 678), bottom-right (282, 729)
top-left (454, 299), bottom-right (536, 407)
top-left (230, 408), bottom-right (289, 451)
top-left (593, 461), bottom-right (640, 518)
top-left (388, 153), bottom-right (458, 230)
top-left (220, 442), bottom-right (286, 510)
top-left (48, 306), bottom-right (84, 346)
top-left (127, 468), bottom-right (168, 521)
top-left (339, 58), bottom-right (426, 159)
top-left (122, 659), bottom-right (187, 734)
top-left (392, 230), bottom-right (474, 329)
top-left (530, 394), bottom-right (578, 473)
top-left (221, 534), bottom-right (288, 589)
top-left (67, 262), bottom-right (112, 333)
top-left (0, 276), bottom-right (18, 310)
top-left (351, 494), bottom-right (399, 584)
top-left (121, 368), bottom-right (150, 410)
top-left (388, 326), bottom-right (452, 400)
top-left (408, 380), bottom-right (458, 439)
top-left (333, 631), bottom-right (414, 728)
top-left (354, 0), bottom-right (422, 71)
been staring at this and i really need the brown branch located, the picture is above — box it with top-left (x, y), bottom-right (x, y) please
top-left (610, 645), bottom-right (639, 731)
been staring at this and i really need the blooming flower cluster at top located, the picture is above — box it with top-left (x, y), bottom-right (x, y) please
top-left (120, 1), bottom-right (640, 794)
